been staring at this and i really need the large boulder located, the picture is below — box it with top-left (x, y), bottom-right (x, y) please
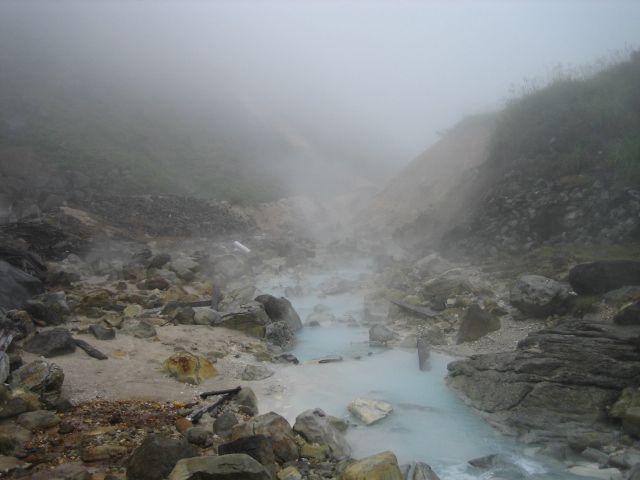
top-left (341, 451), bottom-right (404, 480)
top-left (0, 261), bottom-right (44, 310)
top-left (456, 304), bottom-right (500, 344)
top-left (509, 275), bottom-right (570, 318)
top-left (446, 321), bottom-right (640, 442)
top-left (293, 408), bottom-right (351, 460)
top-left (254, 294), bottom-right (303, 332)
top-left (569, 260), bottom-right (640, 296)
top-left (168, 454), bottom-right (271, 480)
top-left (125, 434), bottom-right (199, 480)
top-left (23, 328), bottom-right (76, 357)
top-left (217, 301), bottom-right (272, 338)
top-left (231, 412), bottom-right (298, 464)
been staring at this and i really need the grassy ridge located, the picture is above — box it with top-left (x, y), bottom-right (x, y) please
top-left (490, 50), bottom-right (640, 180)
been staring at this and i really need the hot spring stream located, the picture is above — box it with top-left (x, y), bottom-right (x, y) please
top-left (256, 258), bottom-right (592, 480)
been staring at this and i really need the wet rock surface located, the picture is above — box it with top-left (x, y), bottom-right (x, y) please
top-left (446, 320), bottom-right (640, 442)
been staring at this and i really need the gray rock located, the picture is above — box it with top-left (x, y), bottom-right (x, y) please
top-left (24, 328), bottom-right (76, 357)
top-left (410, 462), bottom-right (441, 480)
top-left (168, 454), bottom-right (271, 480)
top-left (293, 408), bottom-right (351, 460)
top-left (347, 398), bottom-right (393, 425)
top-left (0, 261), bottom-right (44, 311)
top-left (242, 365), bottom-right (274, 381)
top-left (235, 387), bottom-right (259, 416)
top-left (213, 411), bottom-right (239, 439)
top-left (217, 301), bottom-right (271, 338)
top-left (124, 434), bottom-right (199, 480)
top-left (569, 261), bottom-right (640, 296)
top-left (193, 307), bottom-right (220, 326)
top-left (217, 434), bottom-right (275, 479)
top-left (10, 360), bottom-right (64, 397)
top-left (369, 324), bottom-right (394, 343)
top-left (122, 321), bottom-right (157, 339)
top-left (17, 410), bottom-right (61, 430)
top-left (265, 321), bottom-right (297, 349)
top-left (254, 295), bottom-right (303, 332)
top-left (613, 300), bottom-right (640, 325)
top-left (456, 304), bottom-right (500, 343)
top-left (447, 321), bottom-right (640, 442)
top-left (185, 427), bottom-right (209, 446)
top-left (231, 412), bottom-right (298, 464)
top-left (89, 324), bottom-right (116, 340)
top-left (509, 275), bottom-right (570, 318)
top-left (25, 299), bottom-right (65, 326)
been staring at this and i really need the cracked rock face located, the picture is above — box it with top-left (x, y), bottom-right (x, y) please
top-left (446, 320), bottom-right (640, 442)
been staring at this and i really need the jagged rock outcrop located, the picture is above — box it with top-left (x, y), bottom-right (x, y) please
top-left (446, 321), bottom-right (640, 442)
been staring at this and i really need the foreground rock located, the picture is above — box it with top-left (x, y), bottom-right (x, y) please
top-left (341, 450), bottom-right (404, 480)
top-left (446, 320), bottom-right (640, 442)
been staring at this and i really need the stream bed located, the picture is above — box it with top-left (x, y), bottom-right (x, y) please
top-left (256, 258), bottom-right (594, 480)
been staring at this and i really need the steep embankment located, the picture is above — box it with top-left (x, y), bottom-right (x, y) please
top-left (364, 51), bottom-right (640, 258)
top-left (354, 115), bottom-right (495, 250)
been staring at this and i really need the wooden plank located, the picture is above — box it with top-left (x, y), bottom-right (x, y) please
top-left (389, 300), bottom-right (439, 318)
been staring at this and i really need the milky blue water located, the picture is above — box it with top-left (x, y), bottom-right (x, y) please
top-left (257, 258), bottom-right (592, 480)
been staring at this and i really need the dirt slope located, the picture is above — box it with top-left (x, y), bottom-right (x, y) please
top-left (353, 116), bottom-right (495, 247)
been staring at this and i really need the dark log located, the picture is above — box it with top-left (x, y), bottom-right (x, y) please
top-left (190, 388), bottom-right (241, 424)
top-left (417, 337), bottom-right (431, 371)
top-left (199, 386), bottom-right (242, 399)
top-left (389, 300), bottom-right (438, 318)
top-left (73, 338), bottom-right (108, 360)
top-left (318, 356), bottom-right (343, 364)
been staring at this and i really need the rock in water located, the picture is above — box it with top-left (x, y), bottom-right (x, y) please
top-left (347, 398), bottom-right (393, 425)
top-left (254, 294), bottom-right (303, 332)
top-left (509, 275), bottom-right (570, 317)
top-left (341, 451), bottom-right (404, 480)
top-left (369, 323), bottom-right (394, 343)
top-left (456, 304), bottom-right (500, 343)
top-left (264, 321), bottom-right (297, 349)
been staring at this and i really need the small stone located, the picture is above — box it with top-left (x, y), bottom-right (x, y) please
top-left (17, 410), bottom-right (61, 431)
top-left (185, 427), bottom-right (210, 445)
top-left (176, 418), bottom-right (194, 434)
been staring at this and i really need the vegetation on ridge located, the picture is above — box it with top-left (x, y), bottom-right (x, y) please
top-left (489, 48), bottom-right (640, 181)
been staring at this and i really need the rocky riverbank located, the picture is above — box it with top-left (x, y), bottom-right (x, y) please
top-left (3, 199), bottom-right (640, 480)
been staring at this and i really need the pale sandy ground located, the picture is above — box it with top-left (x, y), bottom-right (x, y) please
top-left (20, 322), bottom-right (295, 408)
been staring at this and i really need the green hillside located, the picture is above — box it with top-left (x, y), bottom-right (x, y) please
top-left (490, 50), bottom-right (640, 181)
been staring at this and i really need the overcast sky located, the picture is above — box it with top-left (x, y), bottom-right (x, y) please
top-left (2, 0), bottom-right (640, 161)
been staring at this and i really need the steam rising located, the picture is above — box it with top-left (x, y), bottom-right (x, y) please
top-left (1, 1), bottom-right (639, 195)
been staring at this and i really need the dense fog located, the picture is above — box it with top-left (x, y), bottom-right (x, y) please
top-left (1, 1), bottom-right (639, 196)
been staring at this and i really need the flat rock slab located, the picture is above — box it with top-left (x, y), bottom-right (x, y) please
top-left (347, 398), bottom-right (393, 425)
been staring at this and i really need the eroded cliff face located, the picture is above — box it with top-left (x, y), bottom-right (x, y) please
top-left (352, 116), bottom-right (495, 250)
